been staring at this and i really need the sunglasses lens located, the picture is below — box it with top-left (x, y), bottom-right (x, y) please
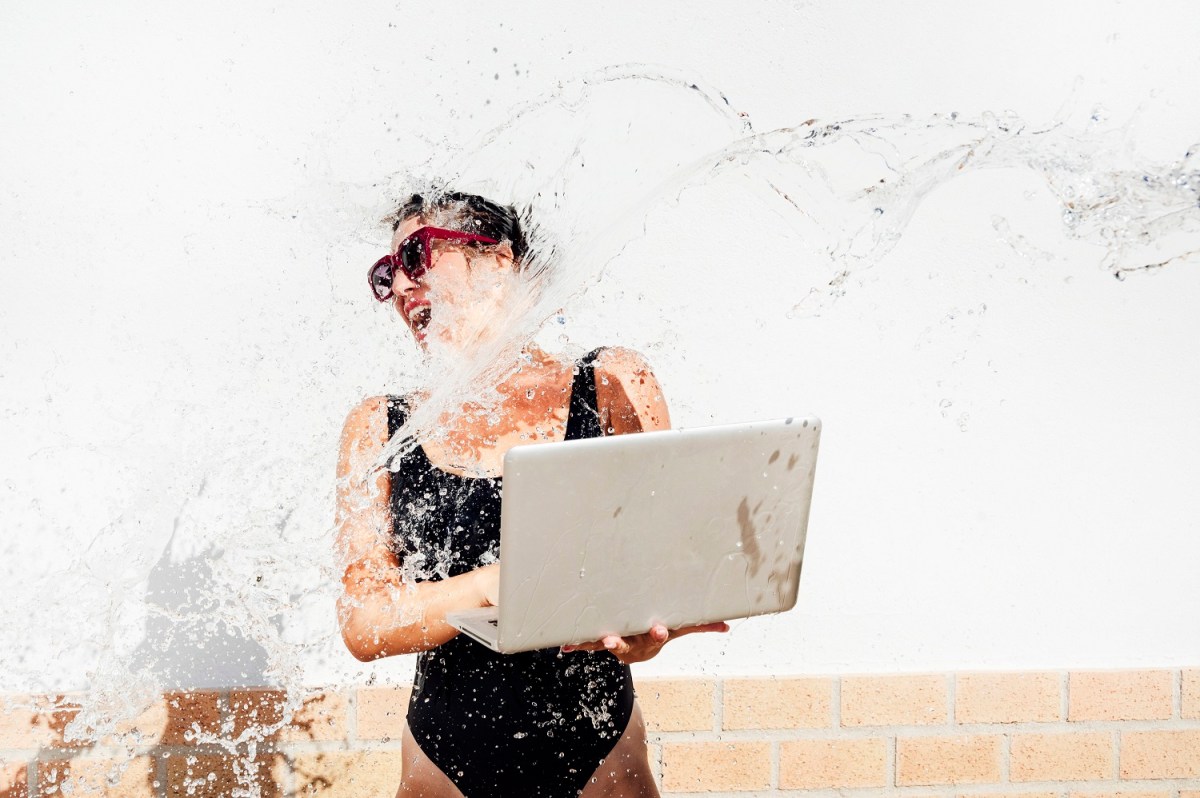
top-left (369, 258), bottom-right (394, 300)
top-left (399, 237), bottom-right (425, 278)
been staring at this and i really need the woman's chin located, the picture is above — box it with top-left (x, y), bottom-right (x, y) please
top-left (420, 329), bottom-right (467, 360)
top-left (420, 319), bottom-right (517, 364)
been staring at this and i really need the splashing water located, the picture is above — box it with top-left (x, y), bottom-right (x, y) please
top-left (5, 64), bottom-right (1198, 797)
top-left (362, 66), bottom-right (1198, 543)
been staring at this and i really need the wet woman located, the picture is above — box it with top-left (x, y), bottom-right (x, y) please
top-left (335, 192), bottom-right (726, 797)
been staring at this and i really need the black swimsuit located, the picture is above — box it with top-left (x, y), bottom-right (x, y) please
top-left (386, 349), bottom-right (635, 797)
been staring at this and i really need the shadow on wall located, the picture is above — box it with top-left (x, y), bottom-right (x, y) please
top-left (0, 531), bottom-right (346, 797)
top-left (131, 532), bottom-right (274, 687)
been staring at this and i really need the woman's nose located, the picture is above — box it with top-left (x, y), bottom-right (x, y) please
top-left (390, 268), bottom-right (419, 298)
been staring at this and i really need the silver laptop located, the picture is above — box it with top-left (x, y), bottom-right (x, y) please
top-left (446, 416), bottom-right (821, 653)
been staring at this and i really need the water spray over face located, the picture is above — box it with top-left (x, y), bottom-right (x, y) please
top-left (9, 63), bottom-right (1199, 797)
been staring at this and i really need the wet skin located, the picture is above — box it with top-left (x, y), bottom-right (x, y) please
top-left (336, 215), bottom-right (726, 796)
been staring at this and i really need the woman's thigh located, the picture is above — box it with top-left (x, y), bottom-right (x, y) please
top-left (579, 703), bottom-right (661, 798)
top-left (394, 724), bottom-right (465, 798)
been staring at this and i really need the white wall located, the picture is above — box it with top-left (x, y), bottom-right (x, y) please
top-left (1, 0), bottom-right (1198, 692)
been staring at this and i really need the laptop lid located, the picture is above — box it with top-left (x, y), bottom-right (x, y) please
top-left (494, 416), bottom-right (820, 653)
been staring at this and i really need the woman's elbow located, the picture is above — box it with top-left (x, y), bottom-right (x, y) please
top-left (339, 615), bottom-right (384, 662)
top-left (344, 629), bottom-right (427, 660)
top-left (337, 595), bottom-right (391, 661)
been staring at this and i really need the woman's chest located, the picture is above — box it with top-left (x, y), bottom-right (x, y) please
top-left (422, 418), bottom-right (568, 478)
top-left (390, 465), bottom-right (503, 578)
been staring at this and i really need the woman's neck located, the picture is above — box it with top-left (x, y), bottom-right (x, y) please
top-left (494, 345), bottom-right (569, 397)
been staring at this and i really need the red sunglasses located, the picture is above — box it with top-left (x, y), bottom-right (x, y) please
top-left (369, 226), bottom-right (500, 302)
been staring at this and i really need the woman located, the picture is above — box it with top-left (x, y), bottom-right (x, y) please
top-left (335, 191), bottom-right (726, 797)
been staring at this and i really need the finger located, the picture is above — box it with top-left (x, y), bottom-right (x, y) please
top-left (649, 624), bottom-right (669, 644)
top-left (667, 622), bottom-right (730, 640)
top-left (603, 635), bottom-right (631, 655)
top-left (562, 640), bottom-right (606, 653)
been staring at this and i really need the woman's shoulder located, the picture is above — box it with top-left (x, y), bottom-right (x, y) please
top-left (589, 347), bottom-right (670, 433)
top-left (344, 394), bottom-right (390, 424)
top-left (339, 395), bottom-right (392, 453)
top-left (590, 345), bottom-right (657, 378)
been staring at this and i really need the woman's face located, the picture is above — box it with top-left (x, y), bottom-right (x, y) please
top-left (389, 216), bottom-right (516, 352)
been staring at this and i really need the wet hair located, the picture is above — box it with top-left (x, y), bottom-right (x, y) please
top-left (392, 191), bottom-right (529, 264)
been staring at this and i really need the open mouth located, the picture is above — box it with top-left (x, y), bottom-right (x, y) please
top-left (409, 305), bottom-right (432, 335)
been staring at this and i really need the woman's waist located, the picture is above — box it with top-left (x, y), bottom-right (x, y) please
top-left (416, 643), bottom-right (631, 692)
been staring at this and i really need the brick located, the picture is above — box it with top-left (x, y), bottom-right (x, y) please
top-left (228, 689), bottom-right (289, 741)
top-left (37, 756), bottom-right (155, 798)
top-left (1, 761), bottom-right (27, 798)
top-left (356, 686), bottom-right (412, 740)
top-left (0, 695), bottom-right (82, 750)
top-left (0, 697), bottom-right (53, 748)
top-left (1183, 670), bottom-right (1200, 719)
top-left (843, 674), bottom-right (948, 726)
top-left (723, 677), bottom-right (832, 730)
top-left (292, 751), bottom-right (405, 798)
top-left (165, 753), bottom-right (286, 798)
top-left (956, 672), bottom-right (1061, 723)
top-left (280, 691), bottom-right (349, 743)
top-left (896, 735), bottom-right (1003, 785)
top-left (1069, 671), bottom-right (1173, 721)
top-left (42, 696), bottom-right (83, 749)
top-left (1182, 792), bottom-right (1200, 798)
top-left (1121, 730), bottom-right (1200, 779)
top-left (779, 738), bottom-right (887, 789)
top-left (105, 699), bottom-right (168, 746)
top-left (661, 741), bottom-right (771, 792)
top-left (162, 690), bottom-right (223, 745)
top-left (638, 679), bottom-right (714, 732)
top-left (1011, 732), bottom-right (1114, 781)
top-left (965, 793), bottom-right (1059, 798)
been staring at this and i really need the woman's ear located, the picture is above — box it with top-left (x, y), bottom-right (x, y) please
top-left (491, 241), bottom-right (516, 270)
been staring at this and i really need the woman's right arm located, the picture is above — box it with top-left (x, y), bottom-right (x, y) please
top-left (335, 396), bottom-right (498, 662)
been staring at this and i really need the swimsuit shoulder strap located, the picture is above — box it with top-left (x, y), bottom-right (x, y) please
top-left (564, 347), bottom-right (606, 441)
top-left (385, 395), bottom-right (407, 438)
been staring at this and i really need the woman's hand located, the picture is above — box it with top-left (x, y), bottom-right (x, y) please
top-left (472, 563), bottom-right (501, 607)
top-left (562, 621), bottom-right (729, 665)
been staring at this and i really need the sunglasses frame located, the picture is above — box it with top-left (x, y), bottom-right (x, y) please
top-left (369, 226), bottom-right (501, 302)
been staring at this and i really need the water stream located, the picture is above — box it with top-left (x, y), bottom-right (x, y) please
top-left (4, 66), bottom-right (1198, 796)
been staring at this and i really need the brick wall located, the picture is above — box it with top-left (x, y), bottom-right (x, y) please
top-left (2, 670), bottom-right (1198, 797)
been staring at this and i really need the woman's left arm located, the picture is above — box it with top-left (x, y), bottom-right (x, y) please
top-left (569, 347), bottom-right (729, 664)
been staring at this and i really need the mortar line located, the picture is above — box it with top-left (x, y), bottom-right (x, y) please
top-left (953, 778), bottom-right (1200, 792)
top-left (713, 678), bottom-right (724, 734)
top-left (770, 739), bottom-right (780, 791)
top-left (155, 752), bottom-right (168, 798)
top-left (1174, 669), bottom-right (1183, 720)
top-left (886, 733), bottom-right (897, 788)
top-left (281, 747), bottom-right (296, 798)
top-left (832, 677), bottom-right (842, 728)
top-left (948, 673), bottom-right (957, 726)
top-left (650, 739), bottom-right (663, 789)
top-left (1000, 731), bottom-right (1010, 783)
